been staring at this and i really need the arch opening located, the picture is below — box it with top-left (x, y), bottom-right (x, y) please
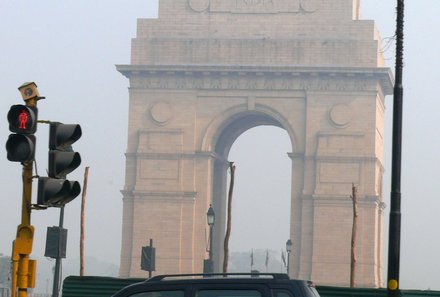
top-left (210, 111), bottom-right (293, 272)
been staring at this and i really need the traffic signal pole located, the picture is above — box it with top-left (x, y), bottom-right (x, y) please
top-left (17, 162), bottom-right (34, 297)
top-left (11, 242), bottom-right (18, 297)
top-left (11, 83), bottom-right (41, 297)
top-left (11, 92), bottom-right (38, 297)
top-left (7, 83), bottom-right (82, 296)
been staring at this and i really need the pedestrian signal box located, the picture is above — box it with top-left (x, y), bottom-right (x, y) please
top-left (6, 104), bottom-right (38, 162)
top-left (7, 105), bottom-right (38, 134)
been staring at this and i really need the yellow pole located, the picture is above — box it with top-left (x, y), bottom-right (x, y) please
top-left (11, 242), bottom-right (18, 297)
top-left (10, 90), bottom-right (39, 297)
top-left (21, 163), bottom-right (33, 226)
top-left (17, 163), bottom-right (34, 297)
top-left (17, 256), bottom-right (29, 297)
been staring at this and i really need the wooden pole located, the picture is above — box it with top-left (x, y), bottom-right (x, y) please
top-left (350, 184), bottom-right (358, 287)
top-left (223, 162), bottom-right (235, 273)
top-left (80, 166), bottom-right (89, 276)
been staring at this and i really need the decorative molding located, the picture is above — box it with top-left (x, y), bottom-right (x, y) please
top-left (287, 152), bottom-right (305, 160)
top-left (121, 189), bottom-right (134, 197)
top-left (314, 156), bottom-right (378, 163)
top-left (191, 0), bottom-right (322, 14)
top-left (129, 72), bottom-right (380, 92)
top-left (195, 150), bottom-right (229, 163)
top-left (126, 151), bottom-right (223, 160)
top-left (130, 190), bottom-right (197, 202)
top-left (310, 194), bottom-right (382, 205)
top-left (118, 64), bottom-right (393, 94)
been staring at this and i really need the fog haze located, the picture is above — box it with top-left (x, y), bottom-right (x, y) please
top-left (1, 0), bottom-right (440, 291)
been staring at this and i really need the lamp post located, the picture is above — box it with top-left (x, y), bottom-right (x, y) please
top-left (388, 1), bottom-right (404, 297)
top-left (286, 239), bottom-right (292, 275)
top-left (206, 205), bottom-right (215, 273)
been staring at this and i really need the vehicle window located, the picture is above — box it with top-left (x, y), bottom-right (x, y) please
top-left (307, 287), bottom-right (320, 297)
top-left (197, 290), bottom-right (261, 297)
top-left (274, 290), bottom-right (293, 297)
top-left (129, 290), bottom-right (185, 297)
top-left (298, 283), bottom-right (320, 297)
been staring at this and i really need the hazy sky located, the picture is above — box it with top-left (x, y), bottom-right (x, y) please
top-left (1, 0), bottom-right (440, 291)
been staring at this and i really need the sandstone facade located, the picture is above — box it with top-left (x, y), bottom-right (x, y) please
top-left (117, 0), bottom-right (393, 287)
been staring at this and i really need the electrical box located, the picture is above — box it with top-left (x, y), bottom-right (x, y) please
top-left (45, 227), bottom-right (67, 259)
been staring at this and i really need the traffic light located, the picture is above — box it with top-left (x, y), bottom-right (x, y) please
top-left (6, 104), bottom-right (38, 162)
top-left (48, 122), bottom-right (82, 178)
top-left (37, 178), bottom-right (81, 207)
top-left (37, 122), bottom-right (82, 207)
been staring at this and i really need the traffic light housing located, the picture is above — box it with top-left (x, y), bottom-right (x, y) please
top-left (37, 122), bottom-right (82, 207)
top-left (37, 177), bottom-right (81, 207)
top-left (48, 123), bottom-right (82, 178)
top-left (6, 104), bottom-right (38, 162)
top-left (8, 105), bottom-right (38, 134)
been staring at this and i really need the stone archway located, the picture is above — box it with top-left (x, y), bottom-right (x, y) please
top-left (117, 0), bottom-right (393, 287)
top-left (205, 109), bottom-right (295, 272)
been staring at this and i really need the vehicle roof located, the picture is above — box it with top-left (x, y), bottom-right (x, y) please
top-left (112, 274), bottom-right (317, 297)
top-left (134, 273), bottom-right (308, 286)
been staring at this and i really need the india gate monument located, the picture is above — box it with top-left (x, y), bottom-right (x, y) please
top-left (117, 0), bottom-right (393, 287)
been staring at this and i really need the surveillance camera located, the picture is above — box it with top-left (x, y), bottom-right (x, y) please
top-left (18, 82), bottom-right (40, 101)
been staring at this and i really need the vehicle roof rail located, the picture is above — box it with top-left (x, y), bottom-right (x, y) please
top-left (148, 273), bottom-right (289, 281)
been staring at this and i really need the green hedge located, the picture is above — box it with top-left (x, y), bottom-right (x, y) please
top-left (62, 276), bottom-right (144, 297)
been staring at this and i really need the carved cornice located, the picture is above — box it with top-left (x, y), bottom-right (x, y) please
top-left (310, 194), bottom-right (383, 206)
top-left (287, 152), bottom-right (305, 160)
top-left (301, 155), bottom-right (383, 166)
top-left (117, 65), bottom-right (393, 95)
top-left (125, 151), bottom-right (225, 162)
top-left (189, 0), bottom-right (322, 14)
top-left (122, 190), bottom-right (197, 201)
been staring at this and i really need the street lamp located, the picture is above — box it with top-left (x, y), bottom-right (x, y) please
top-left (205, 204), bottom-right (215, 273)
top-left (207, 204), bottom-right (215, 227)
top-left (286, 239), bottom-right (292, 275)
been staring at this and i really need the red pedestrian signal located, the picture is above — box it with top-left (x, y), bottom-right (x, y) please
top-left (8, 105), bottom-right (38, 134)
top-left (6, 105), bottom-right (38, 163)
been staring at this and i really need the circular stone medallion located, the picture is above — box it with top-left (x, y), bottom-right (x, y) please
top-left (188, 0), bottom-right (210, 12)
top-left (150, 102), bottom-right (173, 125)
top-left (300, 0), bottom-right (321, 12)
top-left (244, 0), bottom-right (262, 5)
top-left (329, 104), bottom-right (352, 128)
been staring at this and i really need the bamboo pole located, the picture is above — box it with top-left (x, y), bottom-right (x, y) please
top-left (80, 167), bottom-right (89, 276)
top-left (350, 184), bottom-right (358, 287)
top-left (223, 162), bottom-right (235, 273)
